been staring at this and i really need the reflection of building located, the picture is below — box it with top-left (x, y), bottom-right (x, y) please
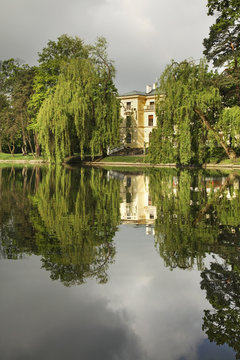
top-left (118, 84), bottom-right (164, 148)
top-left (119, 174), bottom-right (156, 234)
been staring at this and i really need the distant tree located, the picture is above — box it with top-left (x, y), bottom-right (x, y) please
top-left (0, 59), bottom-right (35, 155)
top-left (11, 66), bottom-right (35, 155)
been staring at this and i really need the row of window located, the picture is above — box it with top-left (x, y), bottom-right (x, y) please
top-left (125, 101), bottom-right (155, 110)
top-left (126, 115), bottom-right (154, 127)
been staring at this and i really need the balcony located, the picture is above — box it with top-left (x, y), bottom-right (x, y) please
top-left (144, 105), bottom-right (155, 111)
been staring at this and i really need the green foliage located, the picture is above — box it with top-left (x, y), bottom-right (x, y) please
top-left (204, 0), bottom-right (240, 106)
top-left (29, 167), bottom-right (120, 285)
top-left (217, 106), bottom-right (240, 148)
top-left (0, 166), bottom-right (121, 285)
top-left (147, 60), bottom-right (222, 165)
top-left (0, 59), bottom-right (35, 154)
top-left (148, 169), bottom-right (240, 270)
top-left (29, 34), bottom-right (88, 118)
top-left (203, 0), bottom-right (240, 68)
top-left (201, 262), bottom-right (240, 359)
top-left (37, 56), bottom-right (120, 162)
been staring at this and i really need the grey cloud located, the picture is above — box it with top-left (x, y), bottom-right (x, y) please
top-left (0, 257), bottom-right (148, 360)
top-left (0, 0), bottom-right (214, 95)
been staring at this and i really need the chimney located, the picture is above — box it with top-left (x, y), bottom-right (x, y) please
top-left (152, 82), bottom-right (156, 90)
top-left (146, 85), bottom-right (152, 94)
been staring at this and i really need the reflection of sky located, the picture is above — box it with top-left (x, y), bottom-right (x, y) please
top-left (0, 225), bottom-right (235, 360)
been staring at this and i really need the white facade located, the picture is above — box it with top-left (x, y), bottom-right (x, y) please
top-left (118, 84), bottom-right (161, 148)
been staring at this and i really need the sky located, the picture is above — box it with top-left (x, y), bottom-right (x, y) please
top-left (0, 0), bottom-right (214, 93)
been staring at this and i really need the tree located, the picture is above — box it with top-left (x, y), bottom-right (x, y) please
top-left (147, 60), bottom-right (237, 165)
top-left (0, 59), bottom-right (35, 155)
top-left (11, 66), bottom-right (35, 155)
top-left (28, 34), bottom-right (89, 156)
top-left (0, 94), bottom-right (9, 152)
top-left (203, 0), bottom-right (240, 69)
top-left (37, 40), bottom-right (120, 163)
top-left (203, 0), bottom-right (240, 105)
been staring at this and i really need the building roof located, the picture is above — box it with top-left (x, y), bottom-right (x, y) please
top-left (119, 88), bottom-right (158, 97)
top-left (119, 90), bottom-right (146, 97)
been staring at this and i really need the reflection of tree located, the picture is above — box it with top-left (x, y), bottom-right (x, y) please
top-left (201, 262), bottom-right (240, 359)
top-left (0, 166), bottom-right (120, 286)
top-left (149, 169), bottom-right (217, 269)
top-left (30, 167), bottom-right (120, 286)
top-left (0, 166), bottom-right (41, 259)
top-left (148, 169), bottom-right (240, 270)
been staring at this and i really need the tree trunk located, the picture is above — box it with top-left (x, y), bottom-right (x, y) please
top-left (8, 143), bottom-right (15, 156)
top-left (27, 133), bottom-right (35, 157)
top-left (194, 107), bottom-right (237, 159)
top-left (34, 133), bottom-right (40, 157)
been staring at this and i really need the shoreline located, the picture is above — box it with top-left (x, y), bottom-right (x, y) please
top-left (1, 159), bottom-right (240, 170)
top-left (83, 161), bottom-right (240, 170)
top-left (0, 159), bottom-right (48, 164)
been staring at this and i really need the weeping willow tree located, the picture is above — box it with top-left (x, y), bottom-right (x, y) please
top-left (37, 38), bottom-right (120, 163)
top-left (148, 59), bottom-right (238, 165)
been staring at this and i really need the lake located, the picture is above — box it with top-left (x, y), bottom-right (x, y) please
top-left (0, 165), bottom-right (239, 360)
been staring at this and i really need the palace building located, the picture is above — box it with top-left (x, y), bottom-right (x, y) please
top-left (118, 83), bottom-right (163, 149)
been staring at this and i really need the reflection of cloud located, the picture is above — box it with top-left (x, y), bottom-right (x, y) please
top-left (0, 257), bottom-right (148, 360)
top-left (103, 225), bottom-right (211, 360)
top-left (0, 226), bottom-right (234, 360)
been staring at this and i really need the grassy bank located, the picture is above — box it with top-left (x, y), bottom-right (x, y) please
top-left (0, 153), bottom-right (45, 161)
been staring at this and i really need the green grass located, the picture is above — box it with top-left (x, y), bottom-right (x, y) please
top-left (207, 156), bottom-right (240, 165)
top-left (100, 155), bottom-right (145, 163)
top-left (0, 152), bottom-right (44, 161)
top-left (218, 157), bottom-right (240, 165)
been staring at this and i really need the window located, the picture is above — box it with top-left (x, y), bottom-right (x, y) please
top-left (126, 133), bottom-right (131, 143)
top-left (126, 102), bottom-right (131, 110)
top-left (148, 115), bottom-right (153, 126)
top-left (149, 101), bottom-right (155, 110)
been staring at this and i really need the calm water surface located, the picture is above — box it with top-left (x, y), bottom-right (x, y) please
top-left (0, 166), bottom-right (239, 359)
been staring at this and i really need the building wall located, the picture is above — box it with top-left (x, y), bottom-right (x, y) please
top-left (119, 93), bottom-right (157, 148)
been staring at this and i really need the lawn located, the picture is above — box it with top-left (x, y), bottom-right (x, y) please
top-left (100, 155), bottom-right (145, 163)
top-left (0, 152), bottom-right (44, 161)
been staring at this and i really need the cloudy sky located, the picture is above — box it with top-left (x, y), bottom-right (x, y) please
top-left (0, 0), bottom-right (214, 93)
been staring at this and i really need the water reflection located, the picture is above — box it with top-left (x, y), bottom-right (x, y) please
top-left (0, 166), bottom-right (120, 285)
top-left (0, 166), bottom-right (240, 359)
